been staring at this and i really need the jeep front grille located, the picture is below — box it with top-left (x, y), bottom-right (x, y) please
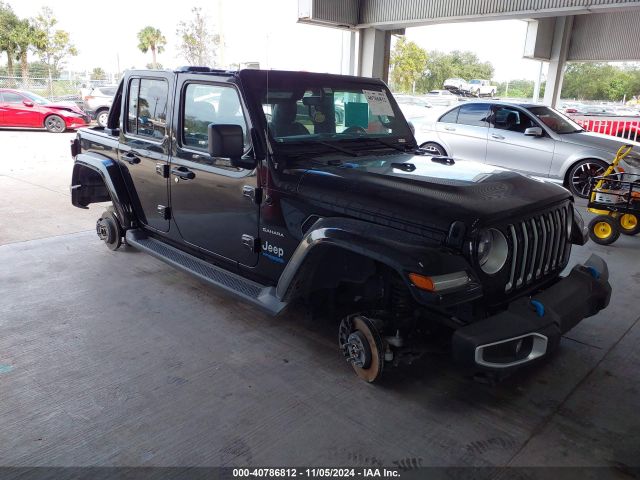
top-left (504, 204), bottom-right (571, 293)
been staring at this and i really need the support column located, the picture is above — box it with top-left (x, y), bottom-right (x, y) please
top-left (543, 16), bottom-right (574, 108)
top-left (341, 30), bottom-right (357, 75)
top-left (357, 27), bottom-right (390, 81)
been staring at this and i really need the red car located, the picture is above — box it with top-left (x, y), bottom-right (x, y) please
top-left (0, 88), bottom-right (90, 133)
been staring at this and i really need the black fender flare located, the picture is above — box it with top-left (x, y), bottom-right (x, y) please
top-left (71, 152), bottom-right (134, 229)
top-left (276, 217), bottom-right (477, 304)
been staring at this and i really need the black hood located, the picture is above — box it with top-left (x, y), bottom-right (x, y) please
top-left (296, 153), bottom-right (571, 235)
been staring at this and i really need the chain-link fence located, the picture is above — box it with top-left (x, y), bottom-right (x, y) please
top-left (0, 76), bottom-right (117, 103)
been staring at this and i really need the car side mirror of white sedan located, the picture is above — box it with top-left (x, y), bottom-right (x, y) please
top-left (524, 126), bottom-right (543, 137)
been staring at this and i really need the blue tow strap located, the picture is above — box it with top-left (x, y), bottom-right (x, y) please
top-left (531, 300), bottom-right (545, 317)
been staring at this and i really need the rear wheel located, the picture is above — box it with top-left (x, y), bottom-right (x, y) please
top-left (618, 213), bottom-right (640, 235)
top-left (567, 159), bottom-right (608, 199)
top-left (96, 109), bottom-right (109, 128)
top-left (419, 141), bottom-right (447, 156)
top-left (589, 215), bottom-right (620, 245)
top-left (338, 314), bottom-right (385, 383)
top-left (44, 114), bottom-right (66, 133)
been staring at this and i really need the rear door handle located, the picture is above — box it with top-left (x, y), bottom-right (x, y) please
top-left (122, 152), bottom-right (140, 165)
top-left (491, 134), bottom-right (505, 140)
top-left (444, 126), bottom-right (456, 131)
top-left (171, 166), bottom-right (196, 180)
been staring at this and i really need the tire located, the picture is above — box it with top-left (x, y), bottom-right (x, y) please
top-left (44, 114), bottom-right (66, 133)
top-left (588, 216), bottom-right (620, 245)
top-left (491, 90), bottom-right (496, 97)
top-left (618, 213), bottom-right (640, 236)
top-left (419, 141), bottom-right (447, 156)
top-left (567, 159), bottom-right (608, 199)
top-left (96, 109), bottom-right (109, 128)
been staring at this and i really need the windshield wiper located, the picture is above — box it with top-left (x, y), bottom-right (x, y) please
top-left (559, 128), bottom-right (584, 134)
top-left (315, 140), bottom-right (358, 157)
top-left (363, 137), bottom-right (410, 153)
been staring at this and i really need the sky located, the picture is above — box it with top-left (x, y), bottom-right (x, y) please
top-left (6, 0), bottom-right (546, 82)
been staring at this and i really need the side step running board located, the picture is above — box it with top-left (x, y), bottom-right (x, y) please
top-left (125, 230), bottom-right (287, 315)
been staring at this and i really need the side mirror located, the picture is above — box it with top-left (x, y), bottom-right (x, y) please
top-left (207, 124), bottom-right (257, 169)
top-left (23, 100), bottom-right (34, 107)
top-left (524, 126), bottom-right (543, 137)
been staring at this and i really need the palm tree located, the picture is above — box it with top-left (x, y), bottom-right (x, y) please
top-left (137, 26), bottom-right (166, 69)
top-left (11, 18), bottom-right (44, 86)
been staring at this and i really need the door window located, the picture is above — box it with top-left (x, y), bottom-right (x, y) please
top-left (182, 83), bottom-right (248, 153)
top-left (2, 92), bottom-right (24, 104)
top-left (126, 78), bottom-right (168, 139)
top-left (456, 103), bottom-right (490, 127)
top-left (439, 107), bottom-right (459, 123)
top-left (491, 106), bottom-right (535, 133)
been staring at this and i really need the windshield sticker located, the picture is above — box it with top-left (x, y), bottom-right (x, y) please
top-left (363, 89), bottom-right (394, 116)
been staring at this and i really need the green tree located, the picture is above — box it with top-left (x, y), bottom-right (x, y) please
top-left (417, 50), bottom-right (494, 93)
top-left (137, 26), bottom-right (166, 69)
top-left (0, 1), bottom-right (18, 79)
top-left (176, 7), bottom-right (219, 66)
top-left (90, 67), bottom-right (106, 80)
top-left (561, 62), bottom-right (637, 101)
top-left (11, 18), bottom-right (45, 83)
top-left (33, 7), bottom-right (77, 94)
top-left (496, 79), bottom-right (535, 98)
top-left (389, 37), bottom-right (427, 93)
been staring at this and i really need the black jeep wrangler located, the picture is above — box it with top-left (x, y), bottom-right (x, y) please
top-left (70, 67), bottom-right (611, 382)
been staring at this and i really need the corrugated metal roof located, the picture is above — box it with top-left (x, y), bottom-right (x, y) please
top-left (361, 0), bottom-right (640, 25)
top-left (301, 0), bottom-right (359, 26)
top-left (569, 9), bottom-right (640, 60)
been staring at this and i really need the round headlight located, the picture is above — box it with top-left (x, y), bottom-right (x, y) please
top-left (477, 228), bottom-right (508, 275)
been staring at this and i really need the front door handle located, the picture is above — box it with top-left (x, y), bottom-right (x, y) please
top-left (122, 152), bottom-right (140, 165)
top-left (491, 134), bottom-right (505, 140)
top-left (171, 166), bottom-right (196, 180)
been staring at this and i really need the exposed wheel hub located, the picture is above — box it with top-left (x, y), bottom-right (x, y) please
top-left (338, 315), bottom-right (385, 383)
top-left (345, 331), bottom-right (372, 369)
top-left (96, 212), bottom-right (122, 251)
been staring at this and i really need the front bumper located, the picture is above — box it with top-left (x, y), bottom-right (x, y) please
top-left (452, 254), bottom-right (611, 372)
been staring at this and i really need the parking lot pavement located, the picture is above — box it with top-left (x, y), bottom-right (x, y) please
top-left (1, 131), bottom-right (639, 469)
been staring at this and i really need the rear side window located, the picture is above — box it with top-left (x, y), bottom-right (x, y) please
top-left (126, 78), bottom-right (168, 139)
top-left (2, 92), bottom-right (24, 104)
top-left (457, 103), bottom-right (490, 127)
top-left (439, 107), bottom-right (459, 123)
top-left (182, 83), bottom-right (248, 152)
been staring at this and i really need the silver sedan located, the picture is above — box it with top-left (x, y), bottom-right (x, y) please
top-left (412, 100), bottom-right (640, 198)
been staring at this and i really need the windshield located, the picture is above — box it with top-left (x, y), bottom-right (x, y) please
top-left (258, 81), bottom-right (411, 146)
top-left (528, 106), bottom-right (583, 134)
top-left (21, 91), bottom-right (50, 105)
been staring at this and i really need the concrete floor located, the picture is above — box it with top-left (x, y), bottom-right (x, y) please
top-left (1, 130), bottom-right (639, 471)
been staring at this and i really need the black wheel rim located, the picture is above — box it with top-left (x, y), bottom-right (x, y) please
top-left (571, 162), bottom-right (605, 197)
top-left (46, 116), bottom-right (64, 133)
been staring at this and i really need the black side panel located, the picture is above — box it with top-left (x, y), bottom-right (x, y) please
top-left (71, 152), bottom-right (134, 228)
top-left (276, 217), bottom-right (477, 303)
